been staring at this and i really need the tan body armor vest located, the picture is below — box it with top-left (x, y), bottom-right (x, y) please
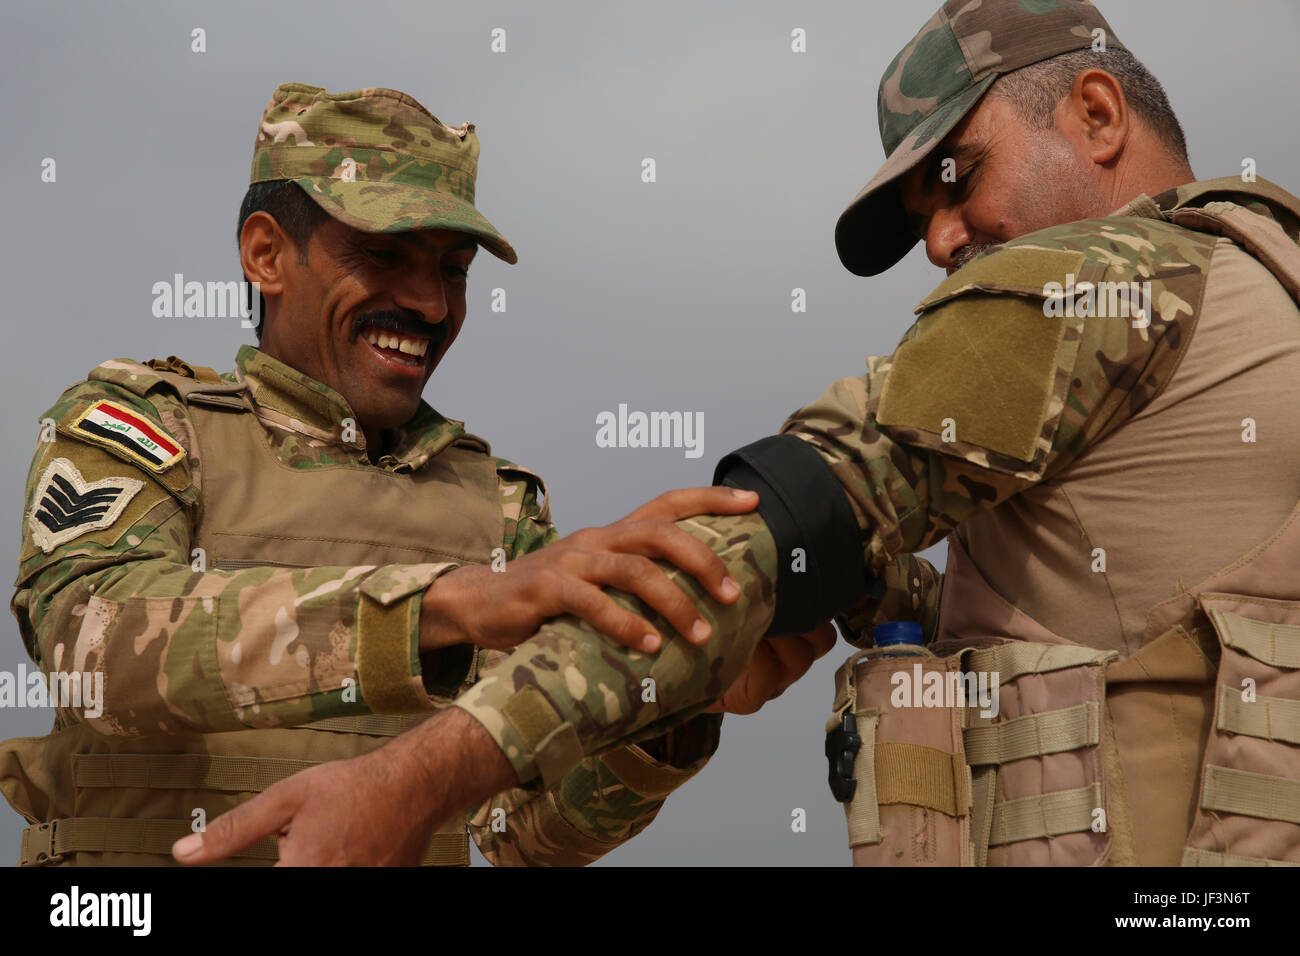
top-left (831, 196), bottom-right (1300, 867)
top-left (9, 375), bottom-right (504, 865)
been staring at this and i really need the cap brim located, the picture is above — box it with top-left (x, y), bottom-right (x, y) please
top-left (294, 179), bottom-right (518, 265)
top-left (834, 75), bottom-right (995, 277)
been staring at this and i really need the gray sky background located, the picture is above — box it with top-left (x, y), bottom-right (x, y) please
top-left (0, 0), bottom-right (1296, 866)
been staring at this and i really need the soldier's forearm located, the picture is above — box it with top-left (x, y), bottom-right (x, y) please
top-left (400, 705), bottom-right (519, 828)
top-left (470, 712), bottom-right (723, 866)
top-left (25, 555), bottom-right (459, 736)
top-left (452, 511), bottom-right (777, 789)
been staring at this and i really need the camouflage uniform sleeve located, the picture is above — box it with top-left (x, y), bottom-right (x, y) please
top-left (836, 551), bottom-right (944, 647)
top-left (469, 464), bottom-right (724, 865)
top-left (453, 219), bottom-right (1212, 789)
top-left (455, 510), bottom-right (775, 791)
top-left (13, 378), bottom-right (459, 737)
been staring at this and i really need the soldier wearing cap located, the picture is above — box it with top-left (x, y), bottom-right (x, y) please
top-left (184, 0), bottom-right (1300, 867)
top-left (0, 82), bottom-right (836, 866)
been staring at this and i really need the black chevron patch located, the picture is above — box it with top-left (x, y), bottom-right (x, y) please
top-left (27, 458), bottom-right (144, 553)
top-left (36, 473), bottom-right (125, 530)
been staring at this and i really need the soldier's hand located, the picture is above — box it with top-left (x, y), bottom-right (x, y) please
top-left (421, 487), bottom-right (759, 653)
top-left (172, 708), bottom-right (511, 867)
top-left (172, 741), bottom-right (437, 866)
top-left (705, 622), bottom-right (837, 716)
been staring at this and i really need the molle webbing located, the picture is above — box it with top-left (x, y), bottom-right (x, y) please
top-left (74, 753), bottom-right (317, 792)
top-left (1215, 684), bottom-right (1300, 744)
top-left (65, 715), bottom-right (436, 788)
top-left (961, 642), bottom-right (1113, 855)
top-left (21, 714), bottom-right (466, 867)
top-left (1213, 612), bottom-right (1300, 668)
top-left (20, 818), bottom-right (467, 867)
top-left (962, 702), bottom-right (1100, 767)
top-left (302, 714), bottom-right (432, 737)
top-left (1183, 601), bottom-right (1300, 865)
top-left (1182, 847), bottom-right (1299, 867)
top-left (21, 818), bottom-right (276, 865)
top-left (833, 638), bottom-right (1115, 865)
top-left (988, 784), bottom-right (1102, 846)
top-left (964, 642), bottom-right (1109, 684)
top-left (1199, 766), bottom-right (1300, 825)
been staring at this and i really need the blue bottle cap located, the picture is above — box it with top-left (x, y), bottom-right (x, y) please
top-left (874, 621), bottom-right (924, 647)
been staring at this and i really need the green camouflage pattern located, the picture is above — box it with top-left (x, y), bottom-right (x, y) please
top-left (455, 179), bottom-right (1298, 789)
top-left (9, 345), bottom-right (715, 864)
top-left (878, 0), bottom-right (1124, 157)
top-left (456, 510), bottom-right (778, 788)
top-left (471, 672), bottom-right (721, 865)
top-left (837, 0), bottom-right (1126, 276)
top-left (251, 82), bottom-right (516, 264)
top-left (836, 552), bottom-right (945, 647)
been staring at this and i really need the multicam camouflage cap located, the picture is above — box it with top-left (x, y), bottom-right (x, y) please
top-left (250, 82), bottom-right (517, 264)
top-left (835, 0), bottom-right (1125, 277)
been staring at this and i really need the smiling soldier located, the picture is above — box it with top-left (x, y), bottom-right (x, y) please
top-left (0, 82), bottom-right (833, 866)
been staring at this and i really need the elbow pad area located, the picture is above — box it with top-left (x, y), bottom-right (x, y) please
top-left (713, 434), bottom-right (870, 637)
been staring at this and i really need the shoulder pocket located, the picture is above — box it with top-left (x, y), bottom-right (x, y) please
top-left (877, 248), bottom-right (1089, 478)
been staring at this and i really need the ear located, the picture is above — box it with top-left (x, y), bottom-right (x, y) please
top-left (239, 211), bottom-right (291, 301)
top-left (1062, 68), bottom-right (1128, 165)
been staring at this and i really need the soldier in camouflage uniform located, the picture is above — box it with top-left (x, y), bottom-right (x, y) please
top-left (0, 82), bottom-right (836, 866)
top-left (190, 2), bottom-right (1300, 866)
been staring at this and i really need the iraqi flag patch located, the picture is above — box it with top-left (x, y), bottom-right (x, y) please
top-left (29, 457), bottom-right (144, 553)
top-left (69, 400), bottom-right (186, 472)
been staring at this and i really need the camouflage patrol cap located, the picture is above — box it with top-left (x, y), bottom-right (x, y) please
top-left (835, 0), bottom-right (1125, 277)
top-left (250, 82), bottom-right (517, 264)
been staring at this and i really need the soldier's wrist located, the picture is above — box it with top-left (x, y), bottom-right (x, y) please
top-left (401, 706), bottom-right (519, 812)
top-left (418, 567), bottom-right (470, 652)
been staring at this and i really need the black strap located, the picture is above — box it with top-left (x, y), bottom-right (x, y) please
top-left (714, 434), bottom-right (869, 637)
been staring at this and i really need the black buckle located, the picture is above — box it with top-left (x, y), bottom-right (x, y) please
top-left (825, 711), bottom-right (861, 803)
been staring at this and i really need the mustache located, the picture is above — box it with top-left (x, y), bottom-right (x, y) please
top-left (352, 309), bottom-right (448, 352)
top-left (949, 241), bottom-right (1002, 274)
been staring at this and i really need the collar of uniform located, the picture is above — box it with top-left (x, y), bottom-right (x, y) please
top-left (232, 345), bottom-right (466, 468)
top-left (1123, 176), bottom-right (1300, 234)
top-left (1110, 193), bottom-right (1164, 221)
top-left (235, 345), bottom-right (356, 434)
top-left (383, 402), bottom-right (467, 472)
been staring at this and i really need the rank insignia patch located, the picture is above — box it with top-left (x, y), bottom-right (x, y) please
top-left (28, 458), bottom-right (144, 553)
top-left (69, 400), bottom-right (186, 472)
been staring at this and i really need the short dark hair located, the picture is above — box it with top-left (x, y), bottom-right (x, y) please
top-left (236, 180), bottom-right (332, 339)
top-left (988, 47), bottom-right (1189, 167)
